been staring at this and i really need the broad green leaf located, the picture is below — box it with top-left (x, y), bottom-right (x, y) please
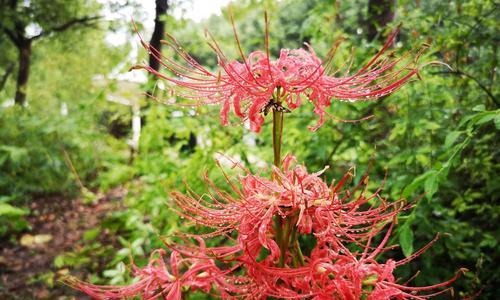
top-left (402, 171), bottom-right (433, 198)
top-left (103, 262), bottom-right (126, 278)
top-left (83, 228), bottom-right (101, 241)
top-left (399, 225), bottom-right (414, 257)
top-left (416, 154), bottom-right (431, 167)
top-left (54, 255), bottom-right (65, 268)
top-left (472, 104), bottom-right (485, 111)
top-left (444, 131), bottom-right (463, 149)
top-left (424, 121), bottom-right (441, 130)
top-left (424, 172), bottom-right (439, 200)
top-left (495, 114), bottom-right (500, 130)
top-left (475, 113), bottom-right (496, 126)
top-left (0, 203), bottom-right (28, 217)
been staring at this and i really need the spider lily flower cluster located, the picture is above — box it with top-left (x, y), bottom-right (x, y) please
top-left (133, 18), bottom-right (424, 132)
top-left (67, 14), bottom-right (464, 300)
top-left (69, 156), bottom-right (464, 299)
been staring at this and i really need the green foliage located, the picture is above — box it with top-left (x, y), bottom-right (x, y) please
top-left (399, 216), bottom-right (415, 258)
top-left (0, 196), bottom-right (30, 236)
top-left (0, 0), bottom-right (131, 237)
top-left (0, 0), bottom-right (100, 32)
top-left (1, 108), bottom-right (97, 197)
top-left (0, 202), bottom-right (27, 216)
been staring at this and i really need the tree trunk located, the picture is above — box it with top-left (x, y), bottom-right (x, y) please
top-left (132, 0), bottom-right (169, 162)
top-left (145, 0), bottom-right (168, 100)
top-left (148, 0), bottom-right (169, 74)
top-left (367, 0), bottom-right (396, 41)
top-left (15, 39), bottom-right (32, 106)
top-left (142, 0), bottom-right (168, 121)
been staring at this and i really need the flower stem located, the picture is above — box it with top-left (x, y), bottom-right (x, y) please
top-left (290, 224), bottom-right (305, 266)
top-left (273, 108), bottom-right (286, 266)
top-left (272, 89), bottom-right (287, 267)
top-left (272, 109), bottom-right (284, 168)
top-left (271, 90), bottom-right (303, 268)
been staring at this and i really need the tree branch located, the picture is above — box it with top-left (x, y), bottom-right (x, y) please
top-left (432, 70), bottom-right (499, 107)
top-left (0, 62), bottom-right (15, 91)
top-left (31, 15), bottom-right (102, 40)
top-left (323, 139), bottom-right (344, 168)
top-left (1, 25), bottom-right (20, 46)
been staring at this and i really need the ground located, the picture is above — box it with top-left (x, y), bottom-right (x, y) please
top-left (0, 188), bottom-right (126, 299)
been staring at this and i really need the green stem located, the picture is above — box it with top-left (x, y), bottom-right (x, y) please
top-left (278, 216), bottom-right (290, 267)
top-left (290, 225), bottom-right (305, 266)
top-left (271, 91), bottom-right (303, 268)
top-left (272, 92), bottom-right (287, 267)
top-left (273, 107), bottom-right (287, 266)
top-left (272, 109), bottom-right (284, 168)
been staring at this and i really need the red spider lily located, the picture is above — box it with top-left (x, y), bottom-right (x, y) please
top-left (167, 155), bottom-right (462, 298)
top-left (133, 16), bottom-right (425, 132)
top-left (66, 246), bottom-right (258, 299)
top-left (64, 249), bottom-right (225, 299)
top-left (304, 230), bottom-right (468, 300)
top-left (171, 154), bottom-right (405, 260)
top-left (68, 155), bottom-right (464, 299)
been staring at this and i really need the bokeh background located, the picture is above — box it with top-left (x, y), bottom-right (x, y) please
top-left (0, 0), bottom-right (498, 299)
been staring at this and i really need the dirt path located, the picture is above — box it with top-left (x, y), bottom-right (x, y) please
top-left (0, 188), bottom-right (127, 299)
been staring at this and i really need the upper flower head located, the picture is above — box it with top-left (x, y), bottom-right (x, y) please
top-left (134, 17), bottom-right (426, 132)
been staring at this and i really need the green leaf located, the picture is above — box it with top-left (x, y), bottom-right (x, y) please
top-left (83, 228), bottom-right (101, 241)
top-left (476, 113), bottom-right (496, 125)
top-left (0, 203), bottom-right (28, 217)
top-left (102, 269), bottom-right (119, 277)
top-left (444, 131), bottom-right (463, 149)
top-left (415, 154), bottom-right (430, 167)
top-left (472, 104), bottom-right (485, 111)
top-left (399, 225), bottom-right (414, 257)
top-left (424, 121), bottom-right (441, 130)
top-left (494, 114), bottom-right (500, 130)
top-left (54, 255), bottom-right (65, 268)
top-left (424, 172), bottom-right (439, 200)
top-left (0, 145), bottom-right (28, 164)
top-left (0, 153), bottom-right (8, 166)
top-left (103, 262), bottom-right (125, 278)
top-left (402, 171), bottom-right (432, 198)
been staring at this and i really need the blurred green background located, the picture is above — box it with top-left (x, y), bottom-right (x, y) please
top-left (0, 0), bottom-right (498, 299)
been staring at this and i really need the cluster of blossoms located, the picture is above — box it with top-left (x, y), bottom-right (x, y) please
top-left (135, 20), bottom-right (423, 132)
top-left (170, 155), bottom-right (464, 299)
top-left (67, 15), bottom-right (464, 300)
top-left (69, 156), bottom-right (464, 299)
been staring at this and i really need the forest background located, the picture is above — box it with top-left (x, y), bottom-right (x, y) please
top-left (0, 0), bottom-right (498, 299)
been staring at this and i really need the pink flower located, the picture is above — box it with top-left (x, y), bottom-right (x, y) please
top-left (65, 249), bottom-right (228, 300)
top-left (68, 155), bottom-right (464, 299)
top-left (306, 230), bottom-right (467, 300)
top-left (172, 154), bottom-right (404, 261)
top-left (134, 18), bottom-right (423, 132)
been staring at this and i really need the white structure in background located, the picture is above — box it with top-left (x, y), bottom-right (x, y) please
top-left (130, 100), bottom-right (141, 151)
top-left (60, 102), bottom-right (68, 116)
top-left (92, 72), bottom-right (145, 152)
top-left (103, 80), bottom-right (144, 152)
top-left (106, 94), bottom-right (141, 152)
top-left (1, 99), bottom-right (15, 108)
